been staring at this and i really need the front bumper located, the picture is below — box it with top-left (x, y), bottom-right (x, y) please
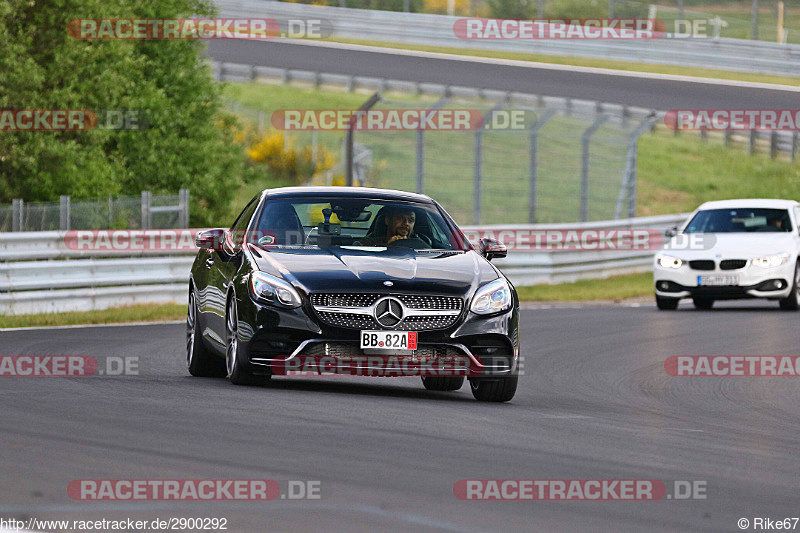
top-left (654, 259), bottom-right (794, 300)
top-left (234, 293), bottom-right (520, 379)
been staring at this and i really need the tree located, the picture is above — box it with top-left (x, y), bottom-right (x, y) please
top-left (0, 0), bottom-right (243, 226)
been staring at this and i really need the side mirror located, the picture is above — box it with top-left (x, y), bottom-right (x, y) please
top-left (195, 229), bottom-right (226, 251)
top-left (480, 238), bottom-right (507, 261)
top-left (665, 226), bottom-right (678, 238)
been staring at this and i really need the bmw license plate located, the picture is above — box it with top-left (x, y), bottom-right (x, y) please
top-left (697, 275), bottom-right (739, 286)
top-left (360, 331), bottom-right (418, 350)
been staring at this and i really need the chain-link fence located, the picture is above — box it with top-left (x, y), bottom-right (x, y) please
top-left (226, 91), bottom-right (654, 225)
top-left (0, 191), bottom-right (190, 232)
top-left (350, 96), bottom-right (653, 225)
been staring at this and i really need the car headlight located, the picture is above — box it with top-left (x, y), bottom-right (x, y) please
top-left (752, 253), bottom-right (789, 268)
top-left (249, 272), bottom-right (302, 308)
top-left (656, 254), bottom-right (683, 269)
top-left (470, 278), bottom-right (512, 315)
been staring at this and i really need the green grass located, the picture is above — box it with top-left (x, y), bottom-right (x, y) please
top-left (637, 131), bottom-right (800, 216)
top-left (515, 272), bottom-right (653, 301)
top-left (318, 36), bottom-right (800, 87)
top-left (0, 304), bottom-right (186, 329)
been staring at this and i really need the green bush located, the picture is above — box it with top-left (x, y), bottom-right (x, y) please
top-left (0, 0), bottom-right (243, 227)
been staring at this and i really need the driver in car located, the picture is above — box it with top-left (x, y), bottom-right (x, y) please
top-left (359, 207), bottom-right (430, 247)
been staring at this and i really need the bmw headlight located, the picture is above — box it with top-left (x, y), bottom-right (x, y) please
top-left (752, 253), bottom-right (789, 269)
top-left (249, 272), bottom-right (302, 308)
top-left (656, 254), bottom-right (683, 269)
top-left (471, 278), bottom-right (512, 315)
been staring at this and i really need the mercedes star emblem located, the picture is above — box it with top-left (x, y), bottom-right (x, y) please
top-left (374, 297), bottom-right (403, 328)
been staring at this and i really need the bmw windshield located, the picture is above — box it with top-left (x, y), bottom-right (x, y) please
top-left (684, 208), bottom-right (792, 233)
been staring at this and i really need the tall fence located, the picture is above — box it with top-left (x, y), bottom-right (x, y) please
top-left (0, 190), bottom-right (190, 232)
top-left (349, 94), bottom-right (656, 224)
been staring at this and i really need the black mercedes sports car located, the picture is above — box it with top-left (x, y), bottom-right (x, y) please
top-left (187, 186), bottom-right (519, 402)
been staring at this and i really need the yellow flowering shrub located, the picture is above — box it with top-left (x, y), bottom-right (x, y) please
top-left (245, 129), bottom-right (337, 184)
top-left (424, 0), bottom-right (470, 15)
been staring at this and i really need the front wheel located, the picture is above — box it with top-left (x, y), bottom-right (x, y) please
top-left (692, 297), bottom-right (714, 310)
top-left (779, 263), bottom-right (800, 311)
top-left (469, 375), bottom-right (518, 402)
top-left (421, 376), bottom-right (465, 391)
top-left (656, 296), bottom-right (679, 310)
top-left (187, 289), bottom-right (226, 377)
top-left (226, 296), bottom-right (269, 386)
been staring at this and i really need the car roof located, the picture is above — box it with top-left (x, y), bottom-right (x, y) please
top-left (697, 199), bottom-right (799, 210)
top-left (262, 186), bottom-right (435, 203)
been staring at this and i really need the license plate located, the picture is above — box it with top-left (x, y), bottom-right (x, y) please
top-left (697, 275), bottom-right (739, 286)
top-left (360, 331), bottom-right (417, 350)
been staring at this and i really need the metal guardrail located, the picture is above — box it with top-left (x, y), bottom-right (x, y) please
top-left (215, 0), bottom-right (800, 77)
top-left (0, 213), bottom-right (687, 315)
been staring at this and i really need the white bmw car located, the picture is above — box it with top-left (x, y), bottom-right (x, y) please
top-left (654, 199), bottom-right (800, 310)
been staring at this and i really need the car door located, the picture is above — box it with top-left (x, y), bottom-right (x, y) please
top-left (207, 197), bottom-right (260, 344)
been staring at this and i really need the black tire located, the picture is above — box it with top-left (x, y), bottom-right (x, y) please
top-left (187, 289), bottom-right (226, 377)
top-left (421, 376), bottom-right (465, 391)
top-left (779, 263), bottom-right (800, 311)
top-left (692, 297), bottom-right (714, 310)
top-left (469, 375), bottom-right (518, 402)
top-left (656, 296), bottom-right (679, 310)
top-left (226, 296), bottom-right (270, 386)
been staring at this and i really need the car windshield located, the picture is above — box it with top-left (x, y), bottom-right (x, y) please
top-left (249, 197), bottom-right (469, 251)
top-left (684, 208), bottom-right (792, 233)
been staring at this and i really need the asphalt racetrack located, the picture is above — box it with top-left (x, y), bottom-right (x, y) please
top-left (2, 301), bottom-right (798, 532)
top-left (206, 39), bottom-right (800, 110)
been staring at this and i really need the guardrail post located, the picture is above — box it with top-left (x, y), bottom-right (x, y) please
top-left (179, 189), bottom-right (190, 228)
top-left (141, 191), bottom-right (151, 230)
top-left (724, 130), bottom-right (732, 146)
top-left (11, 199), bottom-right (22, 232)
top-left (59, 195), bottom-right (70, 231)
top-left (770, 131), bottom-right (778, 158)
top-left (580, 115), bottom-right (610, 222)
top-left (528, 108), bottom-right (556, 223)
top-left (345, 92), bottom-right (381, 187)
top-left (473, 127), bottom-right (482, 225)
top-left (792, 132), bottom-right (798, 162)
top-left (616, 115), bottom-right (656, 219)
top-left (749, 130), bottom-right (757, 154)
top-left (416, 97), bottom-right (448, 194)
top-left (416, 129), bottom-right (424, 194)
top-left (700, 129), bottom-right (708, 142)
